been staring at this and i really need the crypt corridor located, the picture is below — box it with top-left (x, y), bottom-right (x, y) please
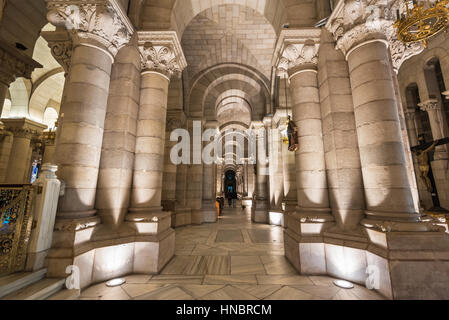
top-left (1, 0), bottom-right (449, 301)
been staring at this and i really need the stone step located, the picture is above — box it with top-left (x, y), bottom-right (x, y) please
top-left (1, 278), bottom-right (65, 300)
top-left (47, 288), bottom-right (80, 300)
top-left (0, 269), bottom-right (47, 298)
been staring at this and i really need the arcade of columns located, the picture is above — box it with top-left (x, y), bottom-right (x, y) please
top-left (0, 0), bottom-right (449, 300)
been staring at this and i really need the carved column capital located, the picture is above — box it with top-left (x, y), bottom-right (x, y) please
top-left (138, 31), bottom-right (187, 80)
top-left (46, 0), bottom-right (134, 58)
top-left (325, 0), bottom-right (425, 71)
top-left (41, 30), bottom-right (73, 75)
top-left (419, 99), bottom-right (440, 112)
top-left (273, 28), bottom-right (321, 77)
top-left (0, 40), bottom-right (42, 87)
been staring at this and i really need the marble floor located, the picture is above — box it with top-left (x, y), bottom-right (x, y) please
top-left (78, 207), bottom-right (384, 300)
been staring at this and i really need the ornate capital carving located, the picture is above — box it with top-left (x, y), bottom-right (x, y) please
top-left (138, 31), bottom-right (187, 79)
top-left (325, 0), bottom-right (393, 55)
top-left (41, 30), bottom-right (73, 75)
top-left (273, 28), bottom-right (321, 77)
top-left (325, 0), bottom-right (425, 71)
top-left (0, 40), bottom-right (42, 87)
top-left (389, 34), bottom-right (424, 73)
top-left (419, 99), bottom-right (440, 112)
top-left (46, 0), bottom-right (134, 57)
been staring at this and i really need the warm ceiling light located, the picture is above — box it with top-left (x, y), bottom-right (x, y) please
top-left (333, 279), bottom-right (355, 289)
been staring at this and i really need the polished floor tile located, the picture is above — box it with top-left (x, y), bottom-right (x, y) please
top-left (77, 207), bottom-right (385, 301)
top-left (216, 229), bottom-right (244, 243)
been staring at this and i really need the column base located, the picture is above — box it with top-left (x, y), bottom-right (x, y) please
top-left (284, 211), bottom-right (449, 299)
top-left (252, 199), bottom-right (269, 223)
top-left (46, 214), bottom-right (175, 290)
top-left (126, 207), bottom-right (172, 235)
top-left (202, 200), bottom-right (218, 223)
top-left (191, 209), bottom-right (204, 225)
top-left (269, 208), bottom-right (285, 227)
top-left (162, 200), bottom-right (176, 212)
top-left (242, 198), bottom-right (254, 216)
top-left (173, 207), bottom-right (192, 228)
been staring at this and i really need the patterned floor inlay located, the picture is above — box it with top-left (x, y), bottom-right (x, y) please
top-left (77, 207), bottom-right (385, 300)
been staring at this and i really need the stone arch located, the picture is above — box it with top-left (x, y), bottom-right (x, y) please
top-left (43, 106), bottom-right (58, 129)
top-left (188, 64), bottom-right (271, 118)
top-left (140, 0), bottom-right (289, 37)
top-left (8, 77), bottom-right (31, 118)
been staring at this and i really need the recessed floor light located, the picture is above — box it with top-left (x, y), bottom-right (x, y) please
top-left (106, 278), bottom-right (126, 287)
top-left (333, 279), bottom-right (354, 289)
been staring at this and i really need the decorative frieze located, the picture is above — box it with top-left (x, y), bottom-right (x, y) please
top-left (46, 0), bottom-right (134, 57)
top-left (272, 28), bottom-right (321, 77)
top-left (138, 31), bottom-right (187, 79)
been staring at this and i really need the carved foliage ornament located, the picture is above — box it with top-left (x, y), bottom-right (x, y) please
top-left (47, 38), bottom-right (73, 74)
top-left (140, 44), bottom-right (183, 78)
top-left (46, 0), bottom-right (132, 56)
top-left (326, 0), bottom-right (425, 71)
top-left (278, 42), bottom-right (319, 75)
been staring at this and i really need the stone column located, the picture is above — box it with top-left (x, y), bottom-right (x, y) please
top-left (273, 29), bottom-right (334, 275)
top-left (253, 121), bottom-right (269, 223)
top-left (44, 0), bottom-right (134, 283)
top-left (127, 31), bottom-right (187, 233)
top-left (216, 163), bottom-right (223, 197)
top-left (404, 109), bottom-right (419, 148)
top-left (317, 30), bottom-right (365, 230)
top-left (174, 159), bottom-right (192, 227)
top-left (419, 100), bottom-right (449, 159)
top-left (267, 116), bottom-right (284, 211)
top-left (186, 118), bottom-right (204, 224)
top-left (391, 69), bottom-right (420, 213)
top-left (202, 121), bottom-right (218, 223)
top-left (345, 39), bottom-right (418, 222)
top-left (46, 1), bottom-right (133, 220)
top-left (275, 31), bottom-right (331, 220)
top-left (162, 112), bottom-right (181, 214)
top-left (26, 164), bottom-right (61, 271)
top-left (42, 131), bottom-right (57, 165)
top-left (323, 2), bottom-right (449, 300)
top-left (419, 100), bottom-right (449, 208)
top-left (0, 40), bottom-right (42, 182)
top-left (3, 119), bottom-right (46, 184)
top-left (95, 42), bottom-right (141, 228)
top-left (276, 112), bottom-right (298, 213)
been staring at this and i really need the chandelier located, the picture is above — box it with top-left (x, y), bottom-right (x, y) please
top-left (395, 0), bottom-right (449, 46)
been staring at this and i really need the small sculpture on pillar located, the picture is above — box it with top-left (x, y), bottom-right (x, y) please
top-left (412, 134), bottom-right (449, 212)
top-left (286, 116), bottom-right (299, 152)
